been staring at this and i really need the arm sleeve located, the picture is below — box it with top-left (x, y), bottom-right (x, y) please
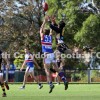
top-left (49, 24), bottom-right (61, 34)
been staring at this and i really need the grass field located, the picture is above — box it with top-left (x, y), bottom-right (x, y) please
top-left (0, 84), bottom-right (100, 100)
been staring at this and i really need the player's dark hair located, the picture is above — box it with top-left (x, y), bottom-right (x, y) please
top-left (59, 21), bottom-right (65, 29)
top-left (44, 29), bottom-right (50, 35)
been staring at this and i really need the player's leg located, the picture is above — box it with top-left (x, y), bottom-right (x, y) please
top-left (23, 72), bottom-right (29, 87)
top-left (51, 51), bottom-right (68, 90)
top-left (30, 69), bottom-right (43, 89)
top-left (55, 61), bottom-right (61, 85)
top-left (56, 72), bottom-right (60, 85)
top-left (53, 62), bottom-right (68, 90)
top-left (44, 54), bottom-right (53, 83)
top-left (0, 73), bottom-right (6, 97)
top-left (59, 60), bottom-right (68, 90)
top-left (20, 68), bottom-right (29, 89)
top-left (44, 63), bottom-right (55, 93)
top-left (4, 80), bottom-right (9, 90)
top-left (51, 66), bottom-right (60, 85)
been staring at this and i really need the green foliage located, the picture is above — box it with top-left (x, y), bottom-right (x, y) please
top-left (71, 73), bottom-right (81, 81)
top-left (47, 0), bottom-right (92, 47)
top-left (0, 0), bottom-right (43, 53)
top-left (75, 14), bottom-right (100, 48)
top-left (14, 53), bottom-right (24, 68)
top-left (76, 62), bottom-right (88, 70)
top-left (91, 70), bottom-right (100, 82)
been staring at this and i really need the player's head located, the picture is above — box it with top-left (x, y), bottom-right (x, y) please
top-left (58, 20), bottom-right (65, 29)
top-left (24, 46), bottom-right (30, 54)
top-left (44, 28), bottom-right (50, 35)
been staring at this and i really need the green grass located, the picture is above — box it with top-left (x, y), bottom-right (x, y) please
top-left (0, 84), bottom-right (100, 100)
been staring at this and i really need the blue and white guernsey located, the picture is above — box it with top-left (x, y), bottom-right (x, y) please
top-left (41, 35), bottom-right (53, 53)
top-left (25, 53), bottom-right (34, 68)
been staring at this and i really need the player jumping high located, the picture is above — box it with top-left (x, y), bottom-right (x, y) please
top-left (40, 17), bottom-right (68, 93)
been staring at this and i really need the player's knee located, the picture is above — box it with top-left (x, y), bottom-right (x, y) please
top-left (24, 73), bottom-right (28, 77)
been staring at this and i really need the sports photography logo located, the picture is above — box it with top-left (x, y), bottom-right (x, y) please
top-left (1, 52), bottom-right (100, 59)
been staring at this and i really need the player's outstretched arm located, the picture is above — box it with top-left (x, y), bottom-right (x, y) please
top-left (49, 24), bottom-right (60, 33)
top-left (49, 29), bottom-right (53, 35)
top-left (47, 17), bottom-right (60, 34)
top-left (40, 19), bottom-right (46, 40)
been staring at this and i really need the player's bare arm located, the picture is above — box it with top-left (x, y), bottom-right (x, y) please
top-left (20, 61), bottom-right (26, 71)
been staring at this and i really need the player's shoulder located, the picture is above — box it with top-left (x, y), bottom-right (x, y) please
top-left (29, 52), bottom-right (33, 56)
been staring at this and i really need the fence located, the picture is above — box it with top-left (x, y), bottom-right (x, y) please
top-left (3, 68), bottom-right (100, 83)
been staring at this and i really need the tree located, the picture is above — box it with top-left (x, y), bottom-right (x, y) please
top-left (74, 14), bottom-right (100, 48)
top-left (0, 0), bottom-right (44, 53)
top-left (46, 0), bottom-right (90, 46)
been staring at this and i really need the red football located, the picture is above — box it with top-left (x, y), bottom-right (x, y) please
top-left (42, 2), bottom-right (48, 12)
